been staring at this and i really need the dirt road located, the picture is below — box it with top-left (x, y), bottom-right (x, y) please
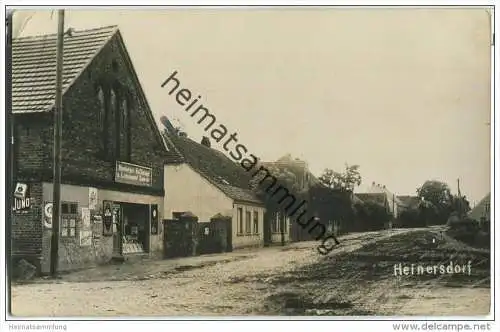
top-left (10, 227), bottom-right (490, 317)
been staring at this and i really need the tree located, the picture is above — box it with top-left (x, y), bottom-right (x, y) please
top-left (318, 163), bottom-right (362, 192)
top-left (450, 195), bottom-right (471, 217)
top-left (416, 180), bottom-right (470, 225)
top-left (417, 180), bottom-right (452, 208)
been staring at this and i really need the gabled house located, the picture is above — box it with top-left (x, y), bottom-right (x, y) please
top-left (260, 154), bottom-right (319, 243)
top-left (161, 121), bottom-right (266, 250)
top-left (357, 182), bottom-right (404, 218)
top-left (354, 193), bottom-right (389, 209)
top-left (12, 26), bottom-right (172, 273)
top-left (261, 154), bottom-right (320, 192)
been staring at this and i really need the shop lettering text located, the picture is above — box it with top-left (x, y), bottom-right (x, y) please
top-left (115, 161), bottom-right (152, 187)
top-left (13, 197), bottom-right (31, 212)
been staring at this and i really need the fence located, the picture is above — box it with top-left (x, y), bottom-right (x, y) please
top-left (163, 212), bottom-right (232, 259)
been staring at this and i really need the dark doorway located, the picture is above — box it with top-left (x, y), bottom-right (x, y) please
top-left (121, 203), bottom-right (150, 254)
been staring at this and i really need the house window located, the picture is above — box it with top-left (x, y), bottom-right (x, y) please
top-left (245, 211), bottom-right (251, 234)
top-left (237, 208), bottom-right (243, 234)
top-left (61, 202), bottom-right (78, 238)
top-left (272, 212), bottom-right (281, 233)
top-left (110, 89), bottom-right (118, 159)
top-left (97, 86), bottom-right (106, 152)
top-left (253, 211), bottom-right (259, 234)
top-left (121, 97), bottom-right (131, 161)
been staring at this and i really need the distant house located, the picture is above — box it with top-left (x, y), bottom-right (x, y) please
top-left (353, 192), bottom-right (394, 230)
top-left (161, 122), bottom-right (266, 250)
top-left (468, 193), bottom-right (491, 229)
top-left (357, 182), bottom-right (404, 218)
top-left (261, 154), bottom-right (320, 192)
top-left (355, 193), bottom-right (389, 208)
top-left (261, 154), bottom-right (320, 243)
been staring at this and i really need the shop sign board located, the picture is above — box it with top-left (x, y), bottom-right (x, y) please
top-left (115, 161), bottom-right (152, 187)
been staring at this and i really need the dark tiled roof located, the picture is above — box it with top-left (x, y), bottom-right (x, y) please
top-left (12, 25), bottom-right (118, 113)
top-left (397, 195), bottom-right (421, 208)
top-left (355, 193), bottom-right (388, 206)
top-left (164, 132), bottom-right (263, 205)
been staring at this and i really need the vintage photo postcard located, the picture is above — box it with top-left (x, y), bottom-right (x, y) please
top-left (3, 4), bottom-right (496, 328)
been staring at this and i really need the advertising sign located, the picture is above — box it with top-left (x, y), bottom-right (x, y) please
top-left (115, 161), bottom-right (152, 187)
top-left (88, 187), bottom-right (98, 210)
top-left (43, 202), bottom-right (53, 229)
top-left (150, 204), bottom-right (158, 235)
top-left (13, 183), bottom-right (31, 214)
top-left (103, 201), bottom-right (113, 236)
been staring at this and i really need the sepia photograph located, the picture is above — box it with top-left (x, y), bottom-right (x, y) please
top-left (2, 3), bottom-right (496, 327)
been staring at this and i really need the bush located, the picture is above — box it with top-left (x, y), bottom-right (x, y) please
top-left (398, 207), bottom-right (426, 228)
top-left (446, 216), bottom-right (481, 246)
top-left (353, 201), bottom-right (392, 231)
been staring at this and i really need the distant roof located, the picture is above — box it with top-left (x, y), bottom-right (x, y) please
top-left (12, 25), bottom-right (118, 113)
top-left (355, 193), bottom-right (387, 206)
top-left (163, 131), bottom-right (263, 205)
top-left (468, 193), bottom-right (491, 221)
top-left (367, 183), bottom-right (404, 206)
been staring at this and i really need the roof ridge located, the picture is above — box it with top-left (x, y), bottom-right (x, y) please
top-left (13, 25), bottom-right (118, 41)
top-left (12, 25), bottom-right (119, 114)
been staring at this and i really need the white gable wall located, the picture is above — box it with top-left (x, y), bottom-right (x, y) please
top-left (164, 163), bottom-right (265, 249)
top-left (164, 163), bottom-right (233, 221)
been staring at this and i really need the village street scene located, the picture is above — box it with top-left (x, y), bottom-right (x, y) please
top-left (7, 8), bottom-right (492, 317)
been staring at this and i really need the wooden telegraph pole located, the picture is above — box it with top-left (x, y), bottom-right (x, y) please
top-left (7, 9), bottom-right (14, 315)
top-left (50, 9), bottom-right (65, 277)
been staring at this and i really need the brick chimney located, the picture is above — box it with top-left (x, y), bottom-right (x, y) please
top-left (201, 136), bottom-right (211, 148)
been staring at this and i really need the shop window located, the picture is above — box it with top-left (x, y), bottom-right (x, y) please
top-left (245, 211), bottom-right (251, 234)
top-left (237, 208), bottom-right (243, 234)
top-left (61, 202), bottom-right (78, 238)
top-left (253, 211), bottom-right (259, 234)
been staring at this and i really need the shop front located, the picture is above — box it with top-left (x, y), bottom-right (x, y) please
top-left (105, 201), bottom-right (159, 257)
top-left (40, 161), bottom-right (163, 273)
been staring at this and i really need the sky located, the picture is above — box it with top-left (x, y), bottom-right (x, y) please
top-left (14, 8), bottom-right (493, 204)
